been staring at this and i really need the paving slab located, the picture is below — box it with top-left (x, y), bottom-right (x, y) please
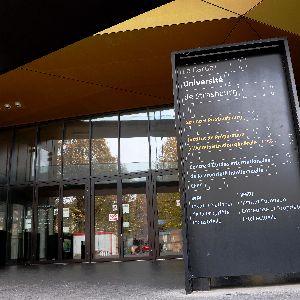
top-left (1, 259), bottom-right (300, 299)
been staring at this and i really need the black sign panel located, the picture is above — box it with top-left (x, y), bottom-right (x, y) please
top-left (172, 39), bottom-right (300, 288)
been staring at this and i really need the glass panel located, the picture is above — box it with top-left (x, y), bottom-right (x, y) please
top-left (149, 108), bottom-right (178, 170)
top-left (120, 111), bottom-right (149, 173)
top-left (37, 122), bottom-right (63, 181)
top-left (94, 181), bottom-right (119, 259)
top-left (0, 129), bottom-right (12, 184)
top-left (0, 189), bottom-right (7, 231)
top-left (0, 189), bottom-right (7, 264)
top-left (10, 127), bottom-right (36, 184)
top-left (122, 178), bottom-right (149, 257)
top-left (63, 119), bottom-right (90, 179)
top-left (37, 186), bottom-right (59, 261)
top-left (8, 187), bottom-right (33, 261)
top-left (156, 179), bottom-right (182, 256)
top-left (91, 115), bottom-right (118, 176)
top-left (62, 185), bottom-right (85, 260)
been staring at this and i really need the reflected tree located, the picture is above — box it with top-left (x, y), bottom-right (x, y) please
top-left (159, 137), bottom-right (178, 169)
top-left (157, 136), bottom-right (181, 231)
top-left (123, 193), bottom-right (147, 240)
top-left (157, 192), bottom-right (182, 231)
top-left (62, 137), bottom-right (118, 233)
top-left (63, 139), bottom-right (89, 168)
top-left (65, 196), bottom-right (85, 233)
top-left (95, 195), bottom-right (118, 233)
top-left (62, 137), bottom-right (118, 174)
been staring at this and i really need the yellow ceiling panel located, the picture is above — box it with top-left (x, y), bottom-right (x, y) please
top-left (223, 18), bottom-right (260, 44)
top-left (0, 68), bottom-right (165, 127)
top-left (96, 0), bottom-right (235, 34)
top-left (0, 19), bottom-right (239, 126)
top-left (24, 19), bottom-right (237, 80)
top-left (246, 0), bottom-right (300, 36)
top-left (0, 69), bottom-right (101, 126)
top-left (206, 0), bottom-right (263, 15)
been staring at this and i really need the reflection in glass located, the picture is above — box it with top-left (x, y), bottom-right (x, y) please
top-left (63, 186), bottom-right (85, 260)
top-left (94, 182), bottom-right (118, 259)
top-left (91, 116), bottom-right (118, 176)
top-left (120, 112), bottom-right (149, 173)
top-left (0, 189), bottom-right (7, 263)
top-left (63, 120), bottom-right (90, 179)
top-left (156, 179), bottom-right (182, 256)
top-left (37, 122), bottom-right (63, 181)
top-left (0, 130), bottom-right (12, 184)
top-left (122, 178), bottom-right (149, 257)
top-left (10, 127), bottom-right (36, 184)
top-left (8, 187), bottom-right (33, 261)
top-left (149, 108), bottom-right (178, 170)
top-left (0, 189), bottom-right (7, 231)
top-left (37, 186), bottom-right (59, 261)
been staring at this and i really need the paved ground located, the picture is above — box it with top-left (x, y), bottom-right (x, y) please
top-left (1, 259), bottom-right (300, 299)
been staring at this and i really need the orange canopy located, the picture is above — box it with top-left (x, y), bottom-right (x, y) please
top-left (0, 0), bottom-right (299, 127)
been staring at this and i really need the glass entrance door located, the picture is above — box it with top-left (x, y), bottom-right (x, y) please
top-left (35, 174), bottom-right (181, 263)
top-left (37, 185), bottom-right (59, 262)
top-left (8, 186), bottom-right (33, 263)
top-left (36, 183), bottom-right (87, 263)
top-left (92, 176), bottom-right (153, 261)
top-left (62, 184), bottom-right (87, 261)
top-left (121, 177), bottom-right (152, 259)
top-left (154, 175), bottom-right (182, 258)
top-left (92, 180), bottom-right (119, 260)
top-left (0, 189), bottom-right (7, 264)
top-left (91, 174), bottom-right (182, 262)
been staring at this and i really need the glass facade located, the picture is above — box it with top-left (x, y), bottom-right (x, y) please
top-left (1, 107), bottom-right (177, 183)
top-left (0, 106), bottom-right (181, 264)
top-left (149, 108), bottom-right (178, 170)
top-left (120, 111), bottom-right (149, 173)
top-left (63, 120), bottom-right (90, 180)
top-left (37, 122), bottom-right (63, 182)
top-left (91, 116), bottom-right (118, 176)
top-left (0, 129), bottom-right (12, 184)
top-left (10, 127), bottom-right (36, 184)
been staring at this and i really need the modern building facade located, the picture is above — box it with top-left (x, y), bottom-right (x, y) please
top-left (0, 106), bottom-right (184, 264)
top-left (0, 0), bottom-right (300, 266)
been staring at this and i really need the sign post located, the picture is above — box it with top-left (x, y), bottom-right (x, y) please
top-left (172, 39), bottom-right (300, 293)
